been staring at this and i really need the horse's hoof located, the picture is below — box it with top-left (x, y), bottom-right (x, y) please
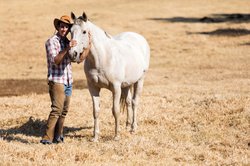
top-left (90, 137), bottom-right (99, 142)
top-left (126, 126), bottom-right (131, 131)
top-left (126, 122), bottom-right (132, 128)
top-left (130, 124), bottom-right (137, 133)
top-left (130, 128), bottom-right (136, 133)
top-left (114, 136), bottom-right (120, 141)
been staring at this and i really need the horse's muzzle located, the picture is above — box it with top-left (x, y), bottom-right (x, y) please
top-left (68, 51), bottom-right (78, 62)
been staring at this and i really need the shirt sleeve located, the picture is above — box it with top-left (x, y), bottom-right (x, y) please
top-left (45, 38), bottom-right (60, 64)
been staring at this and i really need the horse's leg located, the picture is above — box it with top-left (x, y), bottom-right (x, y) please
top-left (88, 84), bottom-right (101, 142)
top-left (131, 77), bottom-right (144, 132)
top-left (122, 87), bottom-right (133, 130)
top-left (112, 83), bottom-right (122, 140)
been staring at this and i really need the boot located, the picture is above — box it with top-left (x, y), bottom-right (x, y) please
top-left (41, 116), bottom-right (58, 142)
top-left (53, 117), bottom-right (65, 143)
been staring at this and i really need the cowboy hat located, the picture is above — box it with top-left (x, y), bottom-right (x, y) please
top-left (53, 15), bottom-right (72, 30)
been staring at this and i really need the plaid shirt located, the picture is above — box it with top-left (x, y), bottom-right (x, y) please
top-left (45, 34), bottom-right (73, 85)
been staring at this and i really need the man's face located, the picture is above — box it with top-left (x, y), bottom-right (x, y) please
top-left (58, 22), bottom-right (69, 37)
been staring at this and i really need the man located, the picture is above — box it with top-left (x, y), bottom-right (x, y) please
top-left (40, 15), bottom-right (89, 144)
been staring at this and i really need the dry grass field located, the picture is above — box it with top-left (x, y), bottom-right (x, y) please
top-left (0, 0), bottom-right (249, 165)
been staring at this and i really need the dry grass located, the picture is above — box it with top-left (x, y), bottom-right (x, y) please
top-left (0, 0), bottom-right (250, 165)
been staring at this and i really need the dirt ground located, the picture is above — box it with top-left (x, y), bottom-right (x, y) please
top-left (0, 0), bottom-right (249, 165)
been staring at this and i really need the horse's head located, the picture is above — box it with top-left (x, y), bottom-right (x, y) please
top-left (68, 12), bottom-right (90, 63)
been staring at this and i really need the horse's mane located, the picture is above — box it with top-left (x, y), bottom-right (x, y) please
top-left (104, 31), bottom-right (112, 39)
top-left (73, 17), bottom-right (112, 40)
top-left (74, 16), bottom-right (90, 24)
top-left (74, 18), bottom-right (83, 25)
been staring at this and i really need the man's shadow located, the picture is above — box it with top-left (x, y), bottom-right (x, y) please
top-left (0, 117), bottom-right (91, 143)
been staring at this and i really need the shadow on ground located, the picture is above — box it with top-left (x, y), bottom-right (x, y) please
top-left (0, 116), bottom-right (92, 143)
top-left (149, 13), bottom-right (250, 37)
top-left (188, 28), bottom-right (250, 37)
top-left (242, 42), bottom-right (250, 45)
top-left (0, 79), bottom-right (88, 97)
top-left (149, 13), bottom-right (250, 23)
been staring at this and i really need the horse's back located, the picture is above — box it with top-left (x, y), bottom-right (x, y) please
top-left (113, 32), bottom-right (150, 70)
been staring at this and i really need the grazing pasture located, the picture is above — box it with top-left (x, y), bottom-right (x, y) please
top-left (0, 0), bottom-right (249, 165)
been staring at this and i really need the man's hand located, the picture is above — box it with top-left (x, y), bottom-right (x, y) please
top-left (69, 40), bottom-right (77, 48)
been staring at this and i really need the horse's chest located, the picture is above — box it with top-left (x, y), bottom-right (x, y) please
top-left (86, 69), bottom-right (109, 88)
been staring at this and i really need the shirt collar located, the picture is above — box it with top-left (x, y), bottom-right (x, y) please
top-left (56, 33), bottom-right (69, 43)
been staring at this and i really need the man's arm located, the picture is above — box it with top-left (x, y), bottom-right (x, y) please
top-left (54, 40), bottom-right (77, 65)
top-left (54, 46), bottom-right (70, 65)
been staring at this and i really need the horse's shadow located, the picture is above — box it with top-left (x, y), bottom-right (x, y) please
top-left (0, 117), bottom-right (92, 143)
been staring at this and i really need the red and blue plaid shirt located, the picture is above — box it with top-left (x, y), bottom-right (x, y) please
top-left (45, 34), bottom-right (73, 85)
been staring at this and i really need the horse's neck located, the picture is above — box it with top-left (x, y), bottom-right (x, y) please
top-left (88, 22), bottom-right (109, 70)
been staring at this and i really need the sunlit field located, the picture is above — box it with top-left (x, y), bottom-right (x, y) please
top-left (0, 0), bottom-right (249, 165)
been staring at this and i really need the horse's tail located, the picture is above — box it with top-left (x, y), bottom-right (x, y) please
top-left (120, 86), bottom-right (133, 114)
top-left (120, 93), bottom-right (126, 114)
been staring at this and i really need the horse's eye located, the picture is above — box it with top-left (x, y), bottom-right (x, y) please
top-left (83, 31), bottom-right (86, 34)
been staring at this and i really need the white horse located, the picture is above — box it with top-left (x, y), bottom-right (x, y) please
top-left (69, 12), bottom-right (150, 142)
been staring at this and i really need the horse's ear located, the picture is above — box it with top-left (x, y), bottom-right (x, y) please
top-left (82, 12), bottom-right (88, 22)
top-left (71, 12), bottom-right (76, 20)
